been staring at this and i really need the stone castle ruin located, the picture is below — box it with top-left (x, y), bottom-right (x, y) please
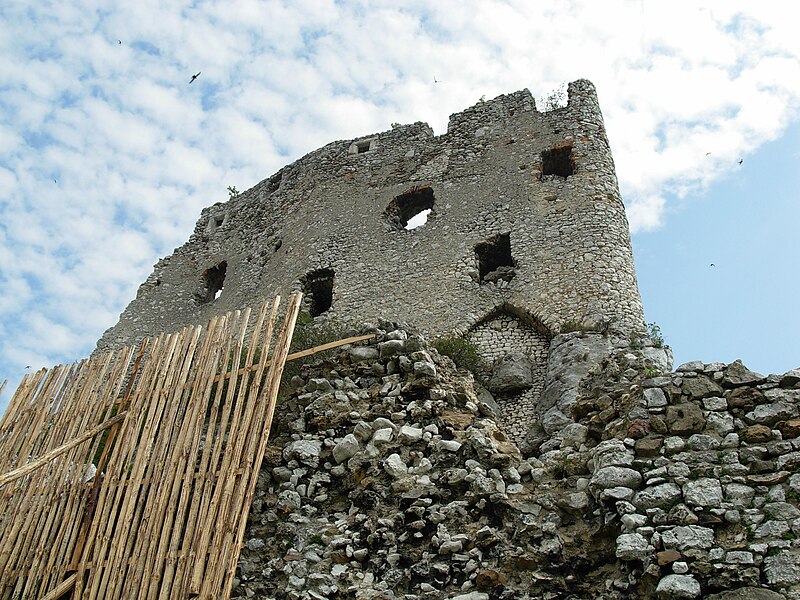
top-left (10, 79), bottom-right (800, 599)
top-left (98, 79), bottom-right (646, 441)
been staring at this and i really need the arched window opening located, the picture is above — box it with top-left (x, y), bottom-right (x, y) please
top-left (384, 185), bottom-right (435, 231)
top-left (197, 261), bottom-right (227, 304)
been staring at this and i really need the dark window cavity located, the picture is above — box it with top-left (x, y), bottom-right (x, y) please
top-left (384, 185), bottom-right (435, 231)
top-left (303, 268), bottom-right (334, 317)
top-left (266, 171), bottom-right (282, 194)
top-left (349, 138), bottom-right (376, 155)
top-left (475, 233), bottom-right (515, 284)
top-left (541, 144), bottom-right (574, 178)
top-left (197, 261), bottom-right (227, 304)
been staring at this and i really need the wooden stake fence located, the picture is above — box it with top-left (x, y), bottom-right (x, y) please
top-left (0, 293), bottom-right (303, 600)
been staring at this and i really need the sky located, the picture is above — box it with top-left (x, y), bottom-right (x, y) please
top-left (1, 1), bottom-right (799, 414)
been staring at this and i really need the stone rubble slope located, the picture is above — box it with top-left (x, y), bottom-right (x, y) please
top-left (232, 324), bottom-right (800, 600)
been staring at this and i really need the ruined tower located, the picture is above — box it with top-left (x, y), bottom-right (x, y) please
top-left (98, 80), bottom-right (646, 434)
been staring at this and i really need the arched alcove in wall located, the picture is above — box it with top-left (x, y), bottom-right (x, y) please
top-left (466, 304), bottom-right (552, 443)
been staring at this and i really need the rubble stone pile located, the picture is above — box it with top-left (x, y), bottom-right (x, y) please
top-left (232, 323), bottom-right (800, 600)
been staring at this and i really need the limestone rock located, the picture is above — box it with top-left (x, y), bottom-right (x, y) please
top-left (333, 434), bottom-right (360, 464)
top-left (780, 368), bottom-right (800, 386)
top-left (635, 483), bottom-right (682, 509)
top-left (474, 384), bottom-right (501, 418)
top-left (616, 532), bottom-right (651, 561)
top-left (677, 361), bottom-right (704, 372)
top-left (683, 478), bottom-right (723, 508)
top-left (745, 402), bottom-right (798, 426)
top-left (451, 593), bottom-right (489, 600)
top-left (656, 574), bottom-right (701, 598)
top-left (349, 346), bottom-right (379, 362)
top-left (379, 339), bottom-right (406, 357)
top-left (725, 483), bottom-right (756, 506)
top-left (398, 425), bottom-right (424, 444)
top-left (488, 353), bottom-right (533, 393)
top-left (592, 439), bottom-right (635, 469)
top-left (590, 466), bottom-right (642, 491)
top-left (682, 375), bottom-right (722, 399)
top-left (541, 406), bottom-right (572, 434)
top-left (383, 453), bottom-right (408, 478)
top-left (283, 439), bottom-right (322, 468)
top-left (666, 403), bottom-right (705, 435)
top-left (764, 550), bottom-right (800, 586)
top-left (640, 346), bottom-right (674, 373)
top-left (706, 587), bottom-right (786, 600)
top-left (722, 360), bottom-right (765, 387)
top-left (645, 387), bottom-right (668, 408)
top-left (539, 332), bottom-right (615, 413)
top-left (660, 525), bottom-right (714, 551)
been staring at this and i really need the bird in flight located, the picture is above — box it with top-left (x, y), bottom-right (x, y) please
top-left (738, 158), bottom-right (743, 165)
top-left (190, 72), bottom-right (201, 84)
top-left (710, 263), bottom-right (715, 267)
top-left (434, 76), bottom-right (441, 84)
top-left (705, 152), bottom-right (711, 156)
top-left (118, 40), bottom-right (122, 45)
top-left (25, 366), bottom-right (31, 369)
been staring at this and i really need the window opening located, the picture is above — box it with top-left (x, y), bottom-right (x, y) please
top-left (475, 233), bottom-right (515, 284)
top-left (405, 208), bottom-right (431, 230)
top-left (267, 171), bottom-right (282, 194)
top-left (303, 268), bottom-right (334, 317)
top-left (214, 215), bottom-right (225, 228)
top-left (384, 185), bottom-right (435, 231)
top-left (349, 138), bottom-right (376, 155)
top-left (197, 261), bottom-right (227, 304)
top-left (541, 144), bottom-right (574, 178)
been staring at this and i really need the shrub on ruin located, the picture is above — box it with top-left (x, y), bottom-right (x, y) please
top-left (279, 312), bottom-right (348, 395)
top-left (433, 335), bottom-right (484, 374)
top-left (646, 322), bottom-right (668, 349)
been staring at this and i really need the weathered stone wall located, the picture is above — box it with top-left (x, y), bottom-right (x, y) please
top-left (97, 79), bottom-right (645, 356)
top-left (231, 324), bottom-right (800, 600)
top-left (467, 313), bottom-right (550, 443)
top-left (551, 341), bottom-right (800, 598)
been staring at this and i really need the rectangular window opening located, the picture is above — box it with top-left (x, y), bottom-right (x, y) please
top-left (541, 144), bottom-right (574, 178)
top-left (475, 233), bottom-right (515, 284)
top-left (303, 268), bottom-right (335, 317)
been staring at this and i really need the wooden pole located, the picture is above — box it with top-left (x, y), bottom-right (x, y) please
top-left (0, 412), bottom-right (127, 487)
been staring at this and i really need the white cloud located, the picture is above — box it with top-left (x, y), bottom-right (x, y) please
top-left (2, 0), bottom-right (800, 414)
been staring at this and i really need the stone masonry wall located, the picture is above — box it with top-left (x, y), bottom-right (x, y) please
top-left (467, 313), bottom-right (549, 444)
top-left (97, 80), bottom-right (646, 358)
top-left (230, 322), bottom-right (800, 600)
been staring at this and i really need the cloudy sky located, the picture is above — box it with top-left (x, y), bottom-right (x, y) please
top-left (2, 0), bottom-right (799, 413)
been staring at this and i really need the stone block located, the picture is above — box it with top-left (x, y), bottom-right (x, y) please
top-left (666, 403), bottom-right (705, 435)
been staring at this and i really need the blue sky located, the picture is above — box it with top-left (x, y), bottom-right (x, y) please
top-left (2, 1), bottom-right (799, 414)
top-left (634, 120), bottom-right (800, 374)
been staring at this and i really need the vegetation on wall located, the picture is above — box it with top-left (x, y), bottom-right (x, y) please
top-left (433, 335), bottom-right (484, 374)
top-left (280, 312), bottom-right (349, 394)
